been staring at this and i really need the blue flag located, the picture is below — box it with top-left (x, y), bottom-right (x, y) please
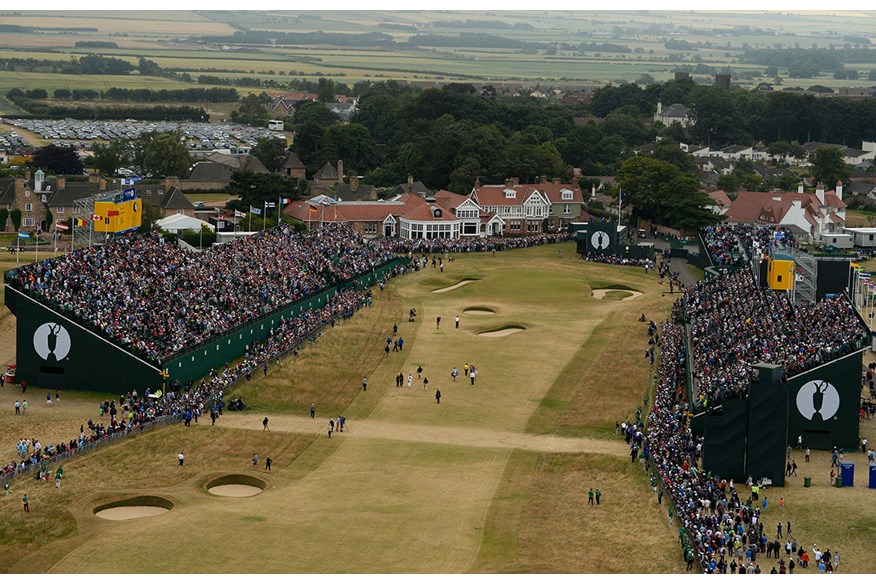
top-left (17, 231), bottom-right (30, 239)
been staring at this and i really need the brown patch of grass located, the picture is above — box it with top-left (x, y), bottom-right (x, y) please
top-left (470, 450), bottom-right (684, 573)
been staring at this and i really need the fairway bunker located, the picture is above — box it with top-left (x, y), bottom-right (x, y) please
top-left (206, 474), bottom-right (266, 498)
top-left (94, 496), bottom-right (173, 521)
top-left (478, 325), bottom-right (526, 337)
top-left (591, 288), bottom-right (643, 301)
top-left (463, 306), bottom-right (496, 315)
top-left (432, 278), bottom-right (479, 293)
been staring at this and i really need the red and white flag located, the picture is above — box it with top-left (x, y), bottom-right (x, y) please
top-left (91, 214), bottom-right (103, 221)
top-left (234, 209), bottom-right (246, 218)
top-left (55, 222), bottom-right (69, 231)
top-left (281, 197), bottom-right (291, 205)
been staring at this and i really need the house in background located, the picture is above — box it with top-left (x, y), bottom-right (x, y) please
top-left (706, 190), bottom-right (732, 216)
top-left (283, 188), bottom-right (503, 240)
top-left (470, 178), bottom-right (582, 235)
top-left (725, 182), bottom-right (846, 242)
top-left (654, 102), bottom-right (692, 127)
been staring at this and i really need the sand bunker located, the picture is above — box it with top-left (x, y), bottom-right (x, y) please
top-left (432, 279), bottom-right (478, 293)
top-left (478, 325), bottom-right (525, 337)
top-left (464, 306), bottom-right (496, 315)
top-left (96, 506), bottom-right (170, 520)
top-left (205, 475), bottom-right (266, 498)
top-left (208, 484), bottom-right (263, 497)
top-left (592, 288), bottom-right (643, 301)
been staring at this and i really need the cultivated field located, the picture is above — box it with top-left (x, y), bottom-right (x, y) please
top-left (0, 243), bottom-right (873, 573)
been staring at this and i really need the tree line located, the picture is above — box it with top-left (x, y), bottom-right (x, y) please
top-left (5, 89), bottom-right (207, 121)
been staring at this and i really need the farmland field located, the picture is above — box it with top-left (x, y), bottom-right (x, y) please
top-left (0, 9), bottom-right (875, 106)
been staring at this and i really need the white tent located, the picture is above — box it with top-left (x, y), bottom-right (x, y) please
top-left (155, 213), bottom-right (214, 234)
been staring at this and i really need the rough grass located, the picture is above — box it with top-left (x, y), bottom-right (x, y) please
top-left (470, 450), bottom-right (682, 573)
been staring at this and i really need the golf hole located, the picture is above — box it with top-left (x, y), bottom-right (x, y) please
top-left (591, 288), bottom-right (643, 301)
top-left (464, 306), bottom-right (496, 315)
top-left (478, 325), bottom-right (526, 337)
top-left (432, 279), bottom-right (479, 294)
top-left (94, 496), bottom-right (173, 520)
top-left (206, 475), bottom-right (266, 498)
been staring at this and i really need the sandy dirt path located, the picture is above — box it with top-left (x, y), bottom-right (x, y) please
top-left (221, 413), bottom-right (627, 456)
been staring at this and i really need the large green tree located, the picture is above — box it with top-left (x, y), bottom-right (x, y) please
top-left (250, 137), bottom-right (288, 173)
top-left (295, 101), bottom-right (339, 128)
top-left (616, 156), bottom-right (718, 229)
top-left (226, 171), bottom-right (298, 211)
top-left (811, 147), bottom-right (851, 190)
top-left (32, 144), bottom-right (84, 175)
top-left (143, 133), bottom-right (191, 178)
top-left (91, 139), bottom-right (131, 176)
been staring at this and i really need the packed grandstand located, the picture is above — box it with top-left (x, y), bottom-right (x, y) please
top-left (649, 223), bottom-right (869, 571)
top-left (685, 224), bottom-right (868, 407)
top-left (6, 225), bottom-right (569, 364)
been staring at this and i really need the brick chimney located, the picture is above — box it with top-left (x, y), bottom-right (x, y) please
top-left (99, 177), bottom-right (107, 190)
top-left (407, 175), bottom-right (414, 186)
top-left (350, 175), bottom-right (359, 191)
top-left (552, 177), bottom-right (560, 184)
top-left (56, 176), bottom-right (66, 190)
top-left (337, 159), bottom-right (344, 181)
top-left (24, 169), bottom-right (31, 181)
top-left (815, 182), bottom-right (825, 205)
top-left (474, 177), bottom-right (481, 189)
top-left (836, 180), bottom-right (843, 201)
top-left (505, 177), bottom-right (519, 187)
top-left (13, 176), bottom-right (25, 196)
top-left (163, 177), bottom-right (180, 190)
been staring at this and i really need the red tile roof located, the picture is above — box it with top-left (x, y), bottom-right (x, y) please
top-left (708, 189), bottom-right (732, 208)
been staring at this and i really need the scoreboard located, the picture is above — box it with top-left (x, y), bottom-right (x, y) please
top-left (94, 189), bottom-right (142, 234)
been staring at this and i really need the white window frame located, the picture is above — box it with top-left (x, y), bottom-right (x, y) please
top-left (56, 206), bottom-right (64, 214)
top-left (24, 202), bottom-right (33, 212)
top-left (22, 217), bottom-right (36, 227)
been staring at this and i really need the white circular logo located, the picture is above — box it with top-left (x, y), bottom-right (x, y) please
top-left (591, 230), bottom-right (610, 250)
top-left (33, 322), bottom-right (71, 362)
top-left (796, 379), bottom-right (840, 421)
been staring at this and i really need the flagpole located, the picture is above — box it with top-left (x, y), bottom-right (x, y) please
top-left (248, 210), bottom-right (252, 233)
top-left (277, 196), bottom-right (281, 225)
top-left (16, 235), bottom-right (20, 267)
top-left (263, 202), bottom-right (267, 231)
top-left (35, 230), bottom-right (38, 263)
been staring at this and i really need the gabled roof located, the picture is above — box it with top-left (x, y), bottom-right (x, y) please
top-left (334, 182), bottom-right (375, 200)
top-left (850, 181), bottom-right (876, 195)
top-left (471, 184), bottom-right (551, 207)
top-left (0, 179), bottom-right (15, 206)
top-left (659, 103), bottom-right (690, 118)
top-left (188, 156), bottom-right (268, 181)
top-left (161, 186), bottom-right (195, 210)
top-left (393, 180), bottom-right (431, 197)
top-left (314, 161), bottom-right (339, 181)
top-left (532, 181), bottom-right (585, 204)
top-left (280, 151), bottom-right (305, 170)
top-left (726, 190), bottom-right (840, 226)
top-left (283, 199), bottom-right (402, 223)
top-left (707, 190), bottom-right (732, 208)
top-left (45, 181), bottom-right (106, 207)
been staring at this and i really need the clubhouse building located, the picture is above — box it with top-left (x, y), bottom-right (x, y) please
top-left (283, 178), bottom-right (585, 240)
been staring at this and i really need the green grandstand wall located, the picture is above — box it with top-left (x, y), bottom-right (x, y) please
top-left (5, 286), bottom-right (164, 393)
top-left (6, 257), bottom-right (409, 394)
top-left (785, 350), bottom-right (864, 451)
top-left (159, 257), bottom-right (410, 387)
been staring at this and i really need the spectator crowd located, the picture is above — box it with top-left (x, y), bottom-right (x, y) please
top-left (688, 226), bottom-right (867, 406)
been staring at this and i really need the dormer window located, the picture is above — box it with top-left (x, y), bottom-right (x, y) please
top-left (504, 189), bottom-right (516, 198)
top-left (433, 208), bottom-right (442, 218)
top-left (561, 189), bottom-right (573, 200)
